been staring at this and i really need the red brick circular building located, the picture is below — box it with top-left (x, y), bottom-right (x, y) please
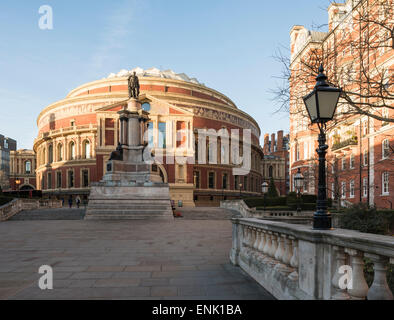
top-left (34, 68), bottom-right (264, 206)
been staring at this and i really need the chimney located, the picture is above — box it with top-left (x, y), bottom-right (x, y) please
top-left (271, 133), bottom-right (276, 153)
top-left (277, 130), bottom-right (284, 151)
top-left (263, 134), bottom-right (269, 154)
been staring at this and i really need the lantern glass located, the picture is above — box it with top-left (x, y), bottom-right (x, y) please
top-left (262, 182), bottom-right (268, 194)
top-left (316, 89), bottom-right (341, 121)
top-left (304, 92), bottom-right (318, 123)
top-left (294, 170), bottom-right (304, 189)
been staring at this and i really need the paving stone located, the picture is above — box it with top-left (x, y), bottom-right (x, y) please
top-left (94, 278), bottom-right (140, 287)
top-left (87, 266), bottom-right (125, 272)
top-left (178, 286), bottom-right (207, 296)
top-left (70, 272), bottom-right (113, 280)
top-left (124, 266), bottom-right (161, 272)
top-left (0, 218), bottom-right (274, 300)
top-left (111, 272), bottom-right (151, 279)
top-left (139, 278), bottom-right (170, 287)
top-left (151, 286), bottom-right (178, 297)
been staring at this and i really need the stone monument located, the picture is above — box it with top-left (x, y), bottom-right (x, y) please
top-left (85, 73), bottom-right (173, 220)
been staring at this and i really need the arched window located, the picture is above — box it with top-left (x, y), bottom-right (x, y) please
top-left (42, 148), bottom-right (46, 166)
top-left (83, 140), bottom-right (91, 159)
top-left (69, 141), bottom-right (75, 160)
top-left (269, 166), bottom-right (273, 178)
top-left (48, 145), bottom-right (53, 163)
top-left (57, 143), bottom-right (63, 161)
top-left (25, 161), bottom-right (31, 174)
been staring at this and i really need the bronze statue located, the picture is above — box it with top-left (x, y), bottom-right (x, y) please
top-left (128, 72), bottom-right (140, 99)
top-left (109, 142), bottom-right (123, 161)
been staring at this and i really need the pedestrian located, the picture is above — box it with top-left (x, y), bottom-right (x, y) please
top-left (61, 198), bottom-right (64, 207)
top-left (68, 196), bottom-right (73, 208)
top-left (76, 196), bottom-right (81, 209)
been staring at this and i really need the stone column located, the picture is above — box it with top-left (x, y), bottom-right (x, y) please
top-left (119, 112), bottom-right (129, 148)
top-left (127, 99), bottom-right (142, 148)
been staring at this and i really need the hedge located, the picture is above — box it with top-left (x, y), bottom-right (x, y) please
top-left (244, 197), bottom-right (287, 208)
top-left (0, 197), bottom-right (14, 206)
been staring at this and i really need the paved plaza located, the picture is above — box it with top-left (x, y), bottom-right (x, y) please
top-left (0, 215), bottom-right (274, 300)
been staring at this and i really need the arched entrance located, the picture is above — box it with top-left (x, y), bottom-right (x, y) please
top-left (157, 164), bottom-right (168, 183)
top-left (20, 185), bottom-right (35, 191)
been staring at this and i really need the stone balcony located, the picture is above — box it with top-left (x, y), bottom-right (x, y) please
top-left (230, 217), bottom-right (394, 300)
top-left (332, 136), bottom-right (358, 153)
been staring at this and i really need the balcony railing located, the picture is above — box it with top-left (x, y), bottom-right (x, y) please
top-left (230, 217), bottom-right (394, 300)
top-left (332, 136), bottom-right (358, 151)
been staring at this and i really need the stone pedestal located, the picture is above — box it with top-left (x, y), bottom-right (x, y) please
top-left (85, 98), bottom-right (173, 220)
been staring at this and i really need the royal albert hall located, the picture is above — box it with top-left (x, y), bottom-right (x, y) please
top-left (34, 68), bottom-right (264, 207)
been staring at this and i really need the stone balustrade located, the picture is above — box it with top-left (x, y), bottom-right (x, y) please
top-left (221, 200), bottom-right (314, 225)
top-left (230, 217), bottom-right (394, 300)
top-left (0, 199), bottom-right (63, 221)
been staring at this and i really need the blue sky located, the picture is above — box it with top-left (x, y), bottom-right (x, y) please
top-left (0, 0), bottom-right (330, 149)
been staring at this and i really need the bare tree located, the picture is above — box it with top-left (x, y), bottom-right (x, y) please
top-left (272, 0), bottom-right (393, 126)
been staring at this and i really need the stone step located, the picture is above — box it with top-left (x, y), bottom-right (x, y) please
top-left (84, 214), bottom-right (174, 220)
top-left (87, 204), bottom-right (172, 209)
top-left (85, 209), bottom-right (172, 216)
top-left (10, 209), bottom-right (86, 221)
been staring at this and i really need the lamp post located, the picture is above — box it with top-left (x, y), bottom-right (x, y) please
top-left (239, 183), bottom-right (243, 199)
top-left (303, 65), bottom-right (341, 230)
top-left (262, 181), bottom-right (268, 211)
top-left (15, 178), bottom-right (21, 198)
top-left (294, 168), bottom-right (304, 213)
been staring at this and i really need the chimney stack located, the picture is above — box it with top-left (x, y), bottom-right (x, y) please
top-left (277, 130), bottom-right (284, 151)
top-left (263, 134), bottom-right (269, 154)
top-left (271, 133), bottom-right (276, 153)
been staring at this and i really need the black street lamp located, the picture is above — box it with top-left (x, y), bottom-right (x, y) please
top-left (239, 183), bottom-right (243, 198)
top-left (15, 178), bottom-right (21, 198)
top-left (261, 181), bottom-right (268, 211)
top-left (303, 65), bottom-right (341, 230)
top-left (294, 168), bottom-right (304, 213)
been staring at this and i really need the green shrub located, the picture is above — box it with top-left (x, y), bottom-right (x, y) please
top-left (267, 177), bottom-right (279, 198)
top-left (301, 194), bottom-right (317, 203)
top-left (337, 204), bottom-right (393, 235)
top-left (244, 196), bottom-right (287, 208)
top-left (0, 196), bottom-right (14, 206)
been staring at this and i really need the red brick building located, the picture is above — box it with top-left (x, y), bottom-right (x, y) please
top-left (9, 149), bottom-right (37, 191)
top-left (34, 68), bottom-right (264, 206)
top-left (261, 131), bottom-right (290, 195)
top-left (289, 0), bottom-right (393, 209)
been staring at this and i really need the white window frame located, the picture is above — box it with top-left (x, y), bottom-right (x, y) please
top-left (382, 139), bottom-right (389, 159)
top-left (341, 182), bottom-right (346, 199)
top-left (382, 172), bottom-right (389, 195)
top-left (350, 180), bottom-right (355, 198)
top-left (342, 158), bottom-right (346, 170)
top-left (363, 177), bottom-right (368, 198)
top-left (350, 154), bottom-right (355, 169)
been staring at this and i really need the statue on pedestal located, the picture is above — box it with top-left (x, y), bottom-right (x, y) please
top-left (128, 72), bottom-right (140, 99)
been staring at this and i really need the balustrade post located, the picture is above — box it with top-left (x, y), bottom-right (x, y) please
top-left (258, 230), bottom-right (266, 252)
top-left (270, 233), bottom-right (278, 258)
top-left (253, 228), bottom-right (260, 250)
top-left (263, 232), bottom-right (272, 256)
top-left (282, 235), bottom-right (293, 266)
top-left (288, 238), bottom-right (299, 281)
top-left (275, 234), bottom-right (285, 261)
top-left (242, 226), bottom-right (249, 248)
top-left (331, 246), bottom-right (351, 300)
top-left (365, 253), bottom-right (393, 300)
top-left (345, 249), bottom-right (369, 300)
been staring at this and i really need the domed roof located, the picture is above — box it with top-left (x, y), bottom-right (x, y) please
top-left (106, 67), bottom-right (205, 86)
